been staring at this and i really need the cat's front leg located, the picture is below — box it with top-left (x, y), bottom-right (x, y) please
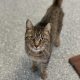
top-left (32, 61), bottom-right (38, 72)
top-left (40, 63), bottom-right (48, 80)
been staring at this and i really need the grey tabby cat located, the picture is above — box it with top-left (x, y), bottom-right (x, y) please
top-left (25, 0), bottom-right (64, 80)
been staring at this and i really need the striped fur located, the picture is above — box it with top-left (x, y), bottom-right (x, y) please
top-left (25, 0), bottom-right (64, 80)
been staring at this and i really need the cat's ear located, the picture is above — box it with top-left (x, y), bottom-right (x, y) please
top-left (26, 19), bottom-right (33, 30)
top-left (44, 23), bottom-right (51, 33)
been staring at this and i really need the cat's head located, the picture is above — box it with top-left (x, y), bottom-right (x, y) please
top-left (25, 19), bottom-right (51, 53)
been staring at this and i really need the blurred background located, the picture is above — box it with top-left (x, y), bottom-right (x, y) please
top-left (0, 0), bottom-right (80, 80)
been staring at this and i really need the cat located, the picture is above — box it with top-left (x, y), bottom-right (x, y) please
top-left (25, 0), bottom-right (64, 80)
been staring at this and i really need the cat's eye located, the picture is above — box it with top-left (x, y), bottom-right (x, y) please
top-left (29, 35), bottom-right (33, 39)
top-left (40, 35), bottom-right (44, 39)
top-left (41, 37), bottom-right (44, 40)
top-left (43, 35), bottom-right (48, 40)
top-left (25, 34), bottom-right (33, 39)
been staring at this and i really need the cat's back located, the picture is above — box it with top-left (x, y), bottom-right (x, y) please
top-left (49, 5), bottom-right (63, 18)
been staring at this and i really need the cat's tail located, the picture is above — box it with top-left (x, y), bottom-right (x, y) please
top-left (53, 0), bottom-right (63, 7)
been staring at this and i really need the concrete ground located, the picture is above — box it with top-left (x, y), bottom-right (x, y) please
top-left (0, 0), bottom-right (80, 80)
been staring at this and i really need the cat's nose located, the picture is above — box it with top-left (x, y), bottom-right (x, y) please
top-left (34, 40), bottom-right (40, 48)
top-left (35, 44), bottom-right (38, 48)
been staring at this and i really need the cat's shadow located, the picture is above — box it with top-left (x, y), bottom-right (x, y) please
top-left (15, 55), bottom-right (41, 80)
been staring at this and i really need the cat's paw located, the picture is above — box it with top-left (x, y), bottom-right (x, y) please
top-left (41, 71), bottom-right (47, 80)
top-left (31, 65), bottom-right (38, 72)
top-left (54, 41), bottom-right (60, 47)
top-left (54, 37), bottom-right (60, 47)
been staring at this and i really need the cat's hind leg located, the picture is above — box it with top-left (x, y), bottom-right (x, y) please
top-left (54, 12), bottom-right (64, 47)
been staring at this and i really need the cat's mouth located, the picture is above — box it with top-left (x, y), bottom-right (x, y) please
top-left (29, 45), bottom-right (45, 52)
top-left (31, 47), bottom-right (44, 52)
top-left (32, 48), bottom-right (41, 52)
